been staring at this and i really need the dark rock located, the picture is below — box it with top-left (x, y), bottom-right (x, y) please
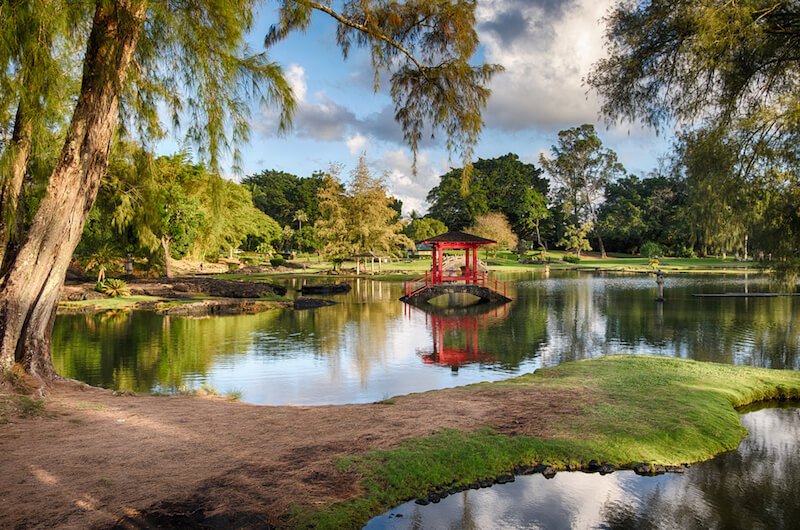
top-left (532, 464), bottom-right (549, 474)
top-left (495, 474), bottom-right (515, 484)
top-left (414, 498), bottom-right (429, 506)
top-left (299, 282), bottom-right (351, 295)
top-left (468, 482), bottom-right (480, 490)
top-left (293, 297), bottom-right (337, 310)
top-left (515, 465), bottom-right (537, 475)
top-left (478, 478), bottom-right (493, 488)
top-left (585, 459), bottom-right (601, 472)
top-left (633, 463), bottom-right (667, 476)
top-left (542, 466), bottom-right (557, 479)
top-left (565, 463), bottom-right (580, 472)
top-left (599, 464), bottom-right (615, 475)
top-left (665, 465), bottom-right (685, 474)
top-left (429, 493), bottom-right (442, 503)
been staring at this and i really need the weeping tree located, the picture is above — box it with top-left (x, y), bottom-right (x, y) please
top-left (0, 0), bottom-right (500, 381)
top-left (586, 0), bottom-right (800, 263)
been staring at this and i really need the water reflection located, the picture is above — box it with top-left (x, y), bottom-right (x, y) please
top-left (52, 272), bottom-right (800, 404)
top-left (413, 303), bottom-right (510, 370)
top-left (365, 405), bottom-right (800, 529)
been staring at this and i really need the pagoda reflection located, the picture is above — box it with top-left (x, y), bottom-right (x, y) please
top-left (407, 302), bottom-right (510, 371)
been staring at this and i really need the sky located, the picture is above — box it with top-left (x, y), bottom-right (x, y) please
top-left (208, 0), bottom-right (673, 215)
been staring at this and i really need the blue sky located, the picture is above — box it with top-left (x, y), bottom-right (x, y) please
top-left (213, 1), bottom-right (672, 214)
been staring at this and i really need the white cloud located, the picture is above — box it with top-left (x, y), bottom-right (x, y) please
top-left (285, 64), bottom-right (307, 102)
top-left (477, 0), bottom-right (613, 131)
top-left (379, 150), bottom-right (446, 216)
top-left (346, 133), bottom-right (368, 155)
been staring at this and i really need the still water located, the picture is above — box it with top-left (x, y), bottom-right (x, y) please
top-left (365, 405), bottom-right (800, 529)
top-left (52, 272), bottom-right (800, 404)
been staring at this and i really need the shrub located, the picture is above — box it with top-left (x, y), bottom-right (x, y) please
top-left (640, 241), bottom-right (664, 258)
top-left (99, 278), bottom-right (130, 298)
top-left (676, 245), bottom-right (697, 258)
top-left (270, 256), bottom-right (287, 267)
top-left (563, 254), bottom-right (581, 264)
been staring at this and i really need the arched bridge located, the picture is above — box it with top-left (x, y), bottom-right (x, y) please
top-left (400, 283), bottom-right (511, 309)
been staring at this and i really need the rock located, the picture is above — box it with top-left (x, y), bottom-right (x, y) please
top-left (599, 464), bottom-right (615, 475)
top-left (585, 459), bottom-right (601, 472)
top-left (665, 465), bottom-right (685, 474)
top-left (633, 463), bottom-right (667, 476)
top-left (478, 478), bottom-right (493, 488)
top-left (82, 291), bottom-right (107, 301)
top-left (515, 465), bottom-right (538, 475)
top-left (299, 282), bottom-right (352, 295)
top-left (565, 463), bottom-right (580, 471)
top-left (495, 474), bottom-right (515, 484)
top-left (542, 466), bottom-right (557, 479)
top-left (293, 297), bottom-right (338, 310)
top-left (414, 498), bottom-right (429, 506)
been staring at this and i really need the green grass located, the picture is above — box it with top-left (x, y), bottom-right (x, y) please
top-left (290, 355), bottom-right (800, 528)
top-left (58, 295), bottom-right (162, 312)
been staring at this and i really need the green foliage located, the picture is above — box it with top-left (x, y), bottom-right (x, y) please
top-left (640, 242), bottom-right (664, 259)
top-left (557, 223), bottom-right (593, 257)
top-left (588, 0), bottom-right (800, 133)
top-left (270, 256), bottom-right (287, 267)
top-left (81, 145), bottom-right (282, 271)
top-left (562, 254), bottom-right (581, 264)
top-left (97, 279), bottom-right (131, 298)
top-left (404, 217), bottom-right (447, 243)
top-left (316, 155), bottom-right (413, 262)
top-left (598, 174), bottom-right (693, 254)
top-left (427, 153), bottom-right (549, 239)
top-left (267, 0), bottom-right (501, 170)
top-left (540, 124), bottom-right (625, 228)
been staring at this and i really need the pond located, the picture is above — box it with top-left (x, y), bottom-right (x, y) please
top-left (364, 404), bottom-right (800, 529)
top-left (52, 271), bottom-right (800, 405)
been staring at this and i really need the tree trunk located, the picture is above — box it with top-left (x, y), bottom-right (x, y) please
top-left (0, 1), bottom-right (147, 378)
top-left (0, 102), bottom-right (34, 274)
top-left (597, 232), bottom-right (607, 259)
top-left (162, 236), bottom-right (173, 278)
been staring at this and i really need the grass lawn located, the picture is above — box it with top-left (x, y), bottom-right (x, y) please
top-left (295, 355), bottom-right (800, 528)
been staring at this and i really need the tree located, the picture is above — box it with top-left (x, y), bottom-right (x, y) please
top-left (586, 0), bottom-right (800, 265)
top-left (587, 0), bottom-right (800, 133)
top-left (404, 217), bottom-right (448, 243)
top-left (466, 212), bottom-right (517, 256)
top-left (539, 124), bottom-right (625, 258)
top-left (426, 153), bottom-right (549, 237)
top-left (597, 174), bottom-right (692, 255)
top-left (0, 1), bottom-right (499, 379)
top-left (316, 155), bottom-right (413, 265)
top-left (558, 223), bottom-right (592, 258)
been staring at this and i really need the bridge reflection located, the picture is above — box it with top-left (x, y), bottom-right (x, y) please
top-left (406, 302), bottom-right (510, 371)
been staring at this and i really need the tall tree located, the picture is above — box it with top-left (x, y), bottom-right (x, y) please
top-left (426, 153), bottom-right (549, 238)
top-left (0, 1), bottom-right (499, 380)
top-left (316, 155), bottom-right (412, 263)
top-left (539, 124), bottom-right (625, 258)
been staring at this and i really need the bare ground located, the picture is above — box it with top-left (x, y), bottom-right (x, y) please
top-left (0, 380), bottom-right (590, 529)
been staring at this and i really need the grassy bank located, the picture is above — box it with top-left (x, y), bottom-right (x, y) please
top-left (295, 356), bottom-right (800, 528)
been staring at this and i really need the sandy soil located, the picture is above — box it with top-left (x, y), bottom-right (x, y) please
top-left (0, 380), bottom-right (589, 529)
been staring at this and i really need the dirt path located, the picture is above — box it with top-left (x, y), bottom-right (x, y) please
top-left (0, 381), bottom-right (586, 528)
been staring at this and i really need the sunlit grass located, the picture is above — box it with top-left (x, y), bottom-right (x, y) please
top-left (291, 355), bottom-right (800, 528)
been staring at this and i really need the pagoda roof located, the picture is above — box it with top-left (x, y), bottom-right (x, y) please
top-left (419, 230), bottom-right (496, 246)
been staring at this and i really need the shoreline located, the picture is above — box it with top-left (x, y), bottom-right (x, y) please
top-left (2, 356), bottom-right (798, 528)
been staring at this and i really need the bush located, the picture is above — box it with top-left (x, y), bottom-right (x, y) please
top-left (270, 256), bottom-right (287, 267)
top-left (98, 278), bottom-right (130, 297)
top-left (563, 254), bottom-right (581, 264)
top-left (640, 241), bottom-right (664, 258)
top-left (676, 245), bottom-right (697, 258)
